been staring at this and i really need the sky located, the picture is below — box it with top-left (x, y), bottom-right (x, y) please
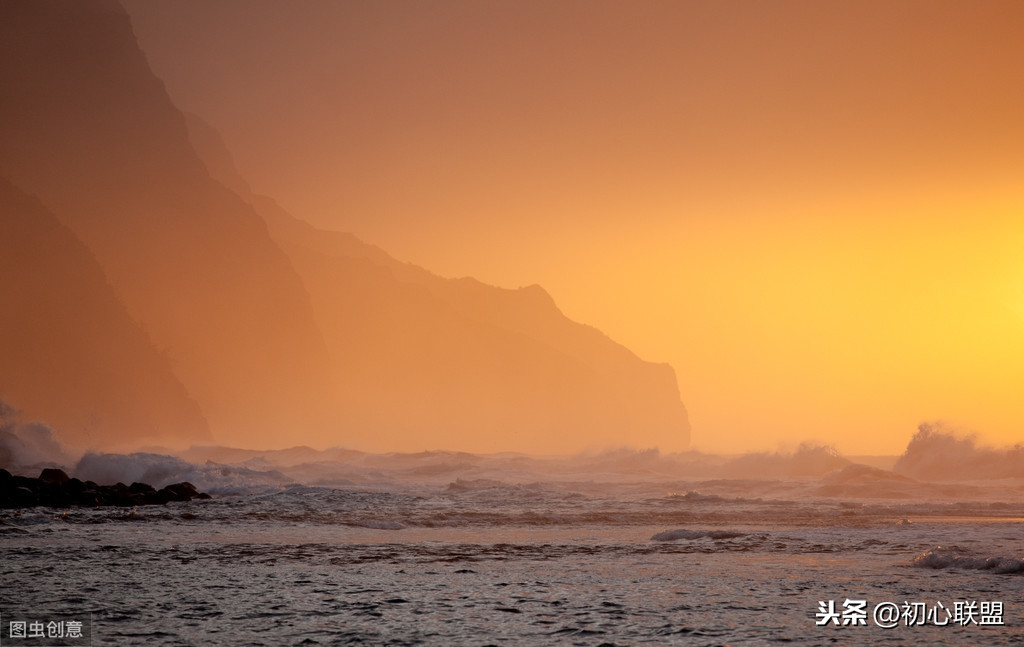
top-left (123, 0), bottom-right (1024, 455)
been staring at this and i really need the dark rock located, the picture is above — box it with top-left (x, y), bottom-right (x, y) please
top-left (12, 475), bottom-right (38, 491)
top-left (39, 468), bottom-right (70, 485)
top-left (102, 482), bottom-right (134, 506)
top-left (62, 477), bottom-right (85, 494)
top-left (145, 489), bottom-right (171, 505)
top-left (11, 486), bottom-right (38, 506)
top-left (76, 490), bottom-right (100, 507)
top-left (162, 482), bottom-right (199, 502)
top-left (129, 482), bottom-right (156, 495)
top-left (159, 487), bottom-right (187, 502)
top-left (174, 481), bottom-right (198, 494)
top-left (37, 481), bottom-right (68, 506)
top-left (0, 472), bottom-right (210, 508)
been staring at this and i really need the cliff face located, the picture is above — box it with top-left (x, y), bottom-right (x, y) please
top-left (186, 115), bottom-right (691, 453)
top-left (0, 177), bottom-right (210, 449)
top-left (0, 0), bottom-right (689, 454)
top-left (0, 0), bottom-right (334, 447)
top-left (266, 212), bottom-right (692, 453)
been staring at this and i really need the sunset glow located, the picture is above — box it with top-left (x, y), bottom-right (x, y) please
top-left (6, 3), bottom-right (1024, 645)
top-left (121, 0), bottom-right (1024, 454)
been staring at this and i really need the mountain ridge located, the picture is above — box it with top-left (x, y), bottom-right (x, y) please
top-left (185, 112), bottom-right (691, 452)
top-left (1, 0), bottom-right (691, 454)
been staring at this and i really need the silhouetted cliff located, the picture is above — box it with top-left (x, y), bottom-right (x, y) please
top-left (0, 0), bottom-right (689, 453)
top-left (0, 177), bottom-right (209, 448)
top-left (0, 0), bottom-right (334, 447)
top-left (186, 115), bottom-right (691, 452)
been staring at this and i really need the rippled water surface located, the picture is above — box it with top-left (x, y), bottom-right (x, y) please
top-left (4, 483), bottom-right (1024, 645)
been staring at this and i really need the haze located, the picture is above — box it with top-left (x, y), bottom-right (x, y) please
top-left (3, 1), bottom-right (1022, 458)
top-left (119, 0), bottom-right (1024, 455)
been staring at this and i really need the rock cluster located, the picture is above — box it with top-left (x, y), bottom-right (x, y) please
top-left (0, 468), bottom-right (211, 508)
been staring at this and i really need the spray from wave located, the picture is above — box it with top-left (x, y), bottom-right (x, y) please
top-left (4, 403), bottom-right (1024, 502)
top-left (894, 422), bottom-right (1024, 481)
top-left (0, 400), bottom-right (72, 470)
top-left (71, 452), bottom-right (294, 495)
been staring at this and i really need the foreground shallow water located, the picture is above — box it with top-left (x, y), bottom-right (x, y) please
top-left (4, 482), bottom-right (1024, 645)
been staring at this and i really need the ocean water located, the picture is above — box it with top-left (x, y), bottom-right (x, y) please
top-left (4, 468), bottom-right (1024, 646)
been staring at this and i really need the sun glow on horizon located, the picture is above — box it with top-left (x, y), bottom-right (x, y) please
top-left (75, 0), bottom-right (1024, 454)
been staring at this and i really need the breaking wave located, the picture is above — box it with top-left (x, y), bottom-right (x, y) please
top-left (0, 401), bottom-right (73, 471)
top-left (895, 423), bottom-right (1024, 481)
top-left (911, 546), bottom-right (1024, 573)
top-left (73, 452), bottom-right (292, 495)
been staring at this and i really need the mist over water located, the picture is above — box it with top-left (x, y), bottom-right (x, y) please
top-left (5, 420), bottom-right (1024, 645)
top-left (4, 2), bottom-right (1023, 644)
top-left (4, 415), bottom-right (1023, 500)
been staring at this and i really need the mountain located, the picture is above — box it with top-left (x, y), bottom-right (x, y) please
top-left (0, 176), bottom-right (210, 449)
top-left (186, 114), bottom-right (691, 453)
top-left (0, 0), bottom-right (690, 454)
top-left (0, 0), bottom-right (334, 448)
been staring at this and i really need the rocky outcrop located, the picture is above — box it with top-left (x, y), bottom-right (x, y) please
top-left (0, 468), bottom-right (210, 509)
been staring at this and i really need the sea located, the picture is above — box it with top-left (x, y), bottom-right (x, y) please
top-left (3, 448), bottom-right (1024, 646)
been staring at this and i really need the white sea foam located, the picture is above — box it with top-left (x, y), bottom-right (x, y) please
top-left (911, 546), bottom-right (1024, 573)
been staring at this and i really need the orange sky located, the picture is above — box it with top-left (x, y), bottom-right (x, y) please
top-left (124, 0), bottom-right (1024, 455)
